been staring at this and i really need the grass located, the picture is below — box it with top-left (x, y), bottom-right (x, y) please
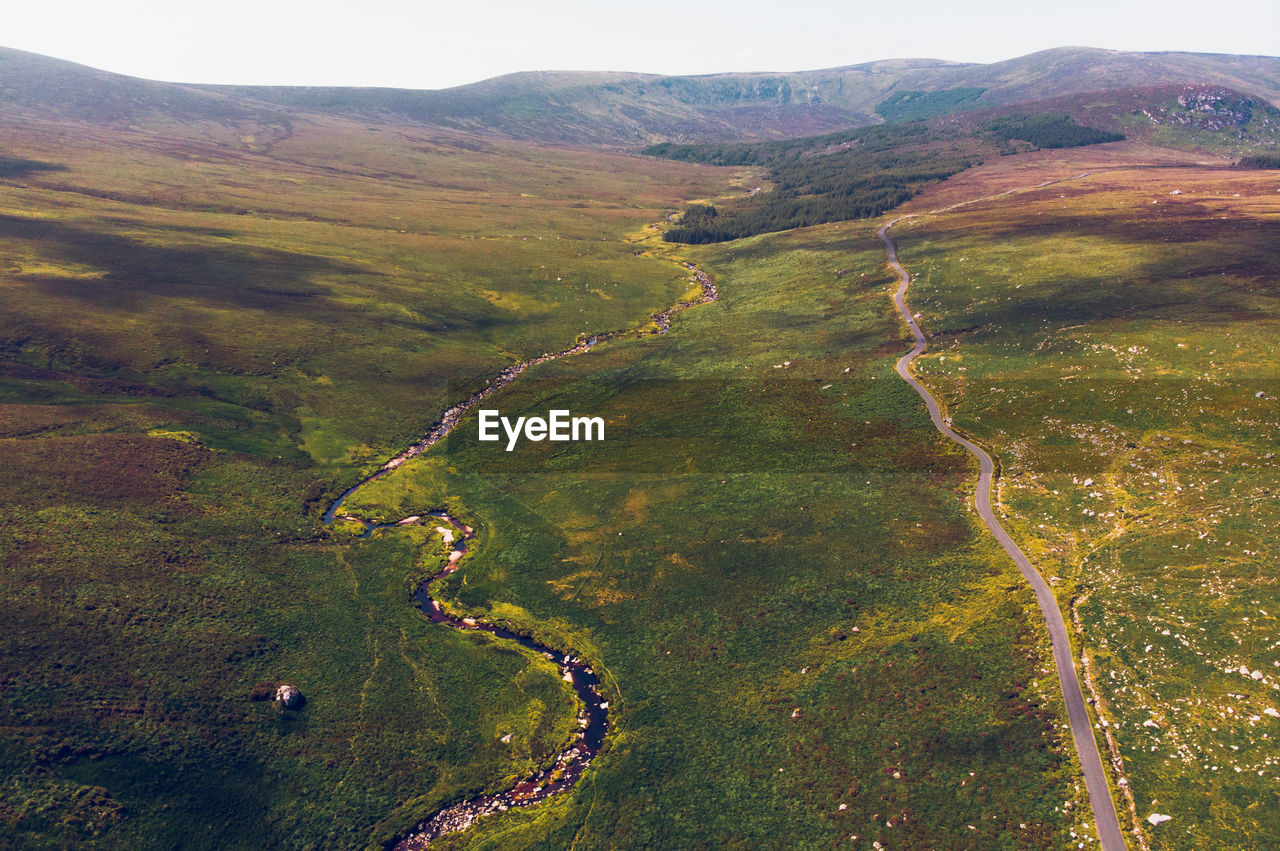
top-left (340, 218), bottom-right (1088, 848)
top-left (0, 114), bottom-right (745, 847)
top-left (647, 114), bottom-right (1121, 243)
top-left (6, 83), bottom-right (1272, 848)
top-left (875, 88), bottom-right (987, 123)
top-left (0, 118), bottom-right (740, 473)
top-left (0, 426), bottom-right (579, 847)
top-left (884, 147), bottom-right (1280, 848)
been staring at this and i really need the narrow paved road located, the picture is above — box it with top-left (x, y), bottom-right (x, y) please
top-left (879, 201), bottom-right (1128, 851)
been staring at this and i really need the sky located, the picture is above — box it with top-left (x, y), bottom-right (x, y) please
top-left (5, 0), bottom-right (1279, 90)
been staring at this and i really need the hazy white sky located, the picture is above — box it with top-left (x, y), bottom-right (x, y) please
top-left (5, 0), bottom-right (1279, 89)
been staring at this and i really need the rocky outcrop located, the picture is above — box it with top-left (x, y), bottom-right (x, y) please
top-left (275, 684), bottom-right (303, 709)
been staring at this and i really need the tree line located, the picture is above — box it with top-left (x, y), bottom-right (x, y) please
top-left (648, 112), bottom-right (1124, 244)
top-left (1235, 154), bottom-right (1280, 169)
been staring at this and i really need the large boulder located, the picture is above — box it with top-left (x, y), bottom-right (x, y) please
top-left (275, 684), bottom-right (303, 709)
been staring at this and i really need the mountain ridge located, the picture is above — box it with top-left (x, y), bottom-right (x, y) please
top-left (4, 45), bottom-right (1280, 145)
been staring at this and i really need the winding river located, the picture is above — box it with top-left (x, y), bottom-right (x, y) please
top-left (322, 180), bottom-right (1131, 846)
top-left (321, 263), bottom-right (716, 846)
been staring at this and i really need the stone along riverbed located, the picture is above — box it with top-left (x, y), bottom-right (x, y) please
top-left (319, 262), bottom-right (716, 845)
top-left (401, 512), bottom-right (607, 847)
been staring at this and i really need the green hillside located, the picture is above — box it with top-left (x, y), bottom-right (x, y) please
top-left (875, 87), bottom-right (987, 122)
top-left (0, 108), bottom-right (740, 847)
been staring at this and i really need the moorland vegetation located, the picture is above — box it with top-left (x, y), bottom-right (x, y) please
top-left (648, 114), bottom-right (1122, 243)
top-left (4, 42), bottom-right (1280, 850)
top-left (0, 114), bottom-right (740, 847)
top-left (0, 106), bottom-right (1093, 848)
top-left (1236, 153), bottom-right (1280, 168)
top-left (889, 155), bottom-right (1280, 847)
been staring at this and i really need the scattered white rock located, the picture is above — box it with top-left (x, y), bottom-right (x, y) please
top-left (1148, 813), bottom-right (1172, 826)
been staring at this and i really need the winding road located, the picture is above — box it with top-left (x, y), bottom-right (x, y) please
top-left (326, 192), bottom-right (1129, 846)
top-left (878, 181), bottom-right (1128, 851)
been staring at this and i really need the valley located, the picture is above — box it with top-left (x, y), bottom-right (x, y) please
top-left (1, 42), bottom-right (1279, 850)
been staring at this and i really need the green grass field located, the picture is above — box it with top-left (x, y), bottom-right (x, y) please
top-left (886, 149), bottom-right (1280, 848)
top-left (0, 113), bottom-right (1098, 847)
top-left (0, 116), bottom-right (750, 847)
top-left (6, 84), bottom-right (1277, 848)
top-left (343, 219), bottom-right (1091, 848)
top-left (0, 118), bottom-right (740, 473)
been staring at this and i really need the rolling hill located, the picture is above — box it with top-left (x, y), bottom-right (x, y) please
top-left (5, 45), bottom-right (1280, 145)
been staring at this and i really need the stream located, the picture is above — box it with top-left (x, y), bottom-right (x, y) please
top-left (339, 510), bottom-right (609, 848)
top-left (320, 262), bottom-right (716, 846)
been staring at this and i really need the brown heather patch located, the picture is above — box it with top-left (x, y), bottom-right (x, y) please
top-left (0, 434), bottom-right (207, 507)
top-left (622, 487), bottom-right (651, 517)
top-left (0, 403), bottom-right (97, 437)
